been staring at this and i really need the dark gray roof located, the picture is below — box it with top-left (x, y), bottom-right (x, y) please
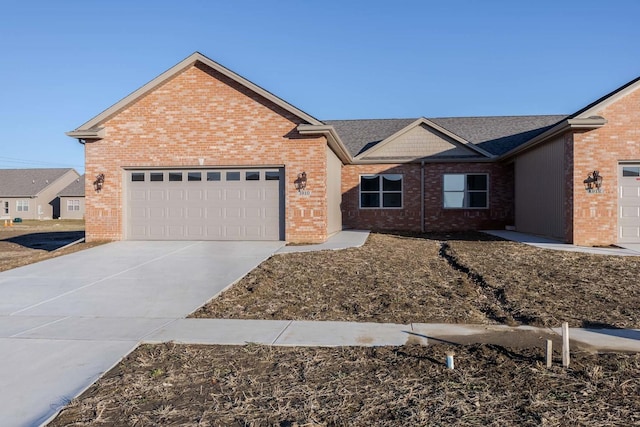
top-left (324, 119), bottom-right (417, 156)
top-left (324, 115), bottom-right (568, 157)
top-left (430, 115), bottom-right (568, 156)
top-left (58, 175), bottom-right (85, 197)
top-left (0, 168), bottom-right (75, 197)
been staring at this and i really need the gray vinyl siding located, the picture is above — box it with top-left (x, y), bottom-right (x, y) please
top-left (59, 197), bottom-right (86, 219)
top-left (326, 146), bottom-right (343, 235)
top-left (515, 135), bottom-right (565, 239)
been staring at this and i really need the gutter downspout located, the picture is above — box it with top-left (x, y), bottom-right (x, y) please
top-left (421, 160), bottom-right (425, 233)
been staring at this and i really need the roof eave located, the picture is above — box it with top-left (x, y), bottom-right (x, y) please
top-left (500, 117), bottom-right (607, 160)
top-left (66, 128), bottom-right (105, 141)
top-left (297, 124), bottom-right (353, 164)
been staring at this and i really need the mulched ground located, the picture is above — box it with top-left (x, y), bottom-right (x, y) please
top-left (50, 342), bottom-right (640, 426)
top-left (192, 232), bottom-right (640, 328)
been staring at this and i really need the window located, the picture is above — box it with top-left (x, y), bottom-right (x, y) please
top-left (226, 172), bottom-right (241, 181)
top-left (169, 172), bottom-right (183, 182)
top-left (3, 201), bottom-right (7, 215)
top-left (265, 171), bottom-right (280, 181)
top-left (131, 173), bottom-right (145, 182)
top-left (207, 172), bottom-right (221, 181)
top-left (622, 166), bottom-right (640, 177)
top-left (16, 200), bottom-right (29, 212)
top-left (67, 200), bottom-right (80, 211)
top-left (188, 172), bottom-right (202, 181)
top-left (359, 174), bottom-right (403, 208)
top-left (443, 174), bottom-right (488, 208)
top-left (150, 172), bottom-right (164, 182)
top-left (246, 171), bottom-right (260, 181)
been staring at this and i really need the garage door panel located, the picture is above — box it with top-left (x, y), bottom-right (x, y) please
top-left (619, 164), bottom-right (640, 243)
top-left (127, 168), bottom-right (282, 240)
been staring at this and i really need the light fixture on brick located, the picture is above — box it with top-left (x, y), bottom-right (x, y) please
top-left (93, 173), bottom-right (105, 192)
top-left (583, 170), bottom-right (602, 193)
top-left (294, 172), bottom-right (307, 192)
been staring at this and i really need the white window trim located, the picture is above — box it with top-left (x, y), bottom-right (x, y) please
top-left (359, 174), bottom-right (403, 209)
top-left (443, 173), bottom-right (489, 209)
top-left (16, 200), bottom-right (29, 212)
top-left (67, 199), bottom-right (80, 211)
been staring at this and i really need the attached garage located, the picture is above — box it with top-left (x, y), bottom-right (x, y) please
top-left (619, 163), bottom-right (640, 243)
top-left (125, 168), bottom-right (284, 241)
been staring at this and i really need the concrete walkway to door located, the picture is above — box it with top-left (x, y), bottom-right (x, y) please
top-left (0, 240), bottom-right (285, 427)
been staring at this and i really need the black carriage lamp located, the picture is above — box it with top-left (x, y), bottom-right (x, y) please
top-left (294, 172), bottom-right (307, 191)
top-left (93, 173), bottom-right (105, 192)
top-left (583, 170), bottom-right (603, 192)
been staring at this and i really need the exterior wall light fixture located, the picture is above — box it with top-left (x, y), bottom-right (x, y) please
top-left (583, 170), bottom-right (603, 193)
top-left (295, 172), bottom-right (307, 192)
top-left (93, 173), bottom-right (105, 192)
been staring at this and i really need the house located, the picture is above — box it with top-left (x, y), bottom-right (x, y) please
top-left (66, 52), bottom-right (640, 246)
top-left (57, 174), bottom-right (85, 219)
top-left (0, 168), bottom-right (81, 220)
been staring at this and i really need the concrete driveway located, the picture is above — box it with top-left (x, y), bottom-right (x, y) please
top-left (0, 240), bottom-right (284, 427)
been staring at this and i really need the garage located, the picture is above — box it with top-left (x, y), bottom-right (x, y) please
top-left (125, 168), bottom-right (284, 240)
top-left (619, 163), bottom-right (640, 243)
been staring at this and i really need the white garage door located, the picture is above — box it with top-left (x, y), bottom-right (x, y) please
top-left (126, 168), bottom-right (283, 240)
top-left (619, 163), bottom-right (640, 243)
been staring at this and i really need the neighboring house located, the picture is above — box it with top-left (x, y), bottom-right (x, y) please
top-left (57, 174), bottom-right (85, 219)
top-left (0, 169), bottom-right (80, 220)
top-left (67, 52), bottom-right (640, 246)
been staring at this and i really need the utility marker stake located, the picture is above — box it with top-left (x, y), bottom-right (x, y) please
top-left (562, 322), bottom-right (570, 368)
top-left (546, 339), bottom-right (553, 368)
top-left (446, 351), bottom-right (454, 370)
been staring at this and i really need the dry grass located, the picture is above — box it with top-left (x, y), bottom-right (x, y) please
top-left (50, 342), bottom-right (640, 426)
top-left (193, 232), bottom-right (640, 328)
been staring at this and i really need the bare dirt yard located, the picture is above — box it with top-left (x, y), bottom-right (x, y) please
top-left (50, 342), bottom-right (640, 426)
top-left (46, 231), bottom-right (640, 426)
top-left (0, 219), bottom-right (99, 272)
top-left (193, 232), bottom-right (640, 329)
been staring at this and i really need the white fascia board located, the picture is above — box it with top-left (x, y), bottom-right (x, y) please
top-left (297, 124), bottom-right (353, 164)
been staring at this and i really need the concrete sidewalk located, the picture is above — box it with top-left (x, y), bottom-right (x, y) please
top-left (145, 319), bottom-right (640, 353)
top-left (484, 230), bottom-right (640, 256)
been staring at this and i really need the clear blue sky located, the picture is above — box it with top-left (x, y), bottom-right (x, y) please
top-left (1, 0), bottom-right (639, 174)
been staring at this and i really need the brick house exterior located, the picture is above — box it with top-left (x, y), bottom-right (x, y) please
top-left (68, 52), bottom-right (640, 246)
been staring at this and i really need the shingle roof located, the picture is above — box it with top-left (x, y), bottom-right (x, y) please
top-left (58, 175), bottom-right (85, 197)
top-left (0, 168), bottom-right (75, 197)
top-left (324, 115), bottom-right (568, 158)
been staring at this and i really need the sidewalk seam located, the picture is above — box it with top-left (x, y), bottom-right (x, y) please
top-left (271, 320), bottom-right (293, 345)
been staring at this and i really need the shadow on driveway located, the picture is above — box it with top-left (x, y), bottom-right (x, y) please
top-left (3, 231), bottom-right (85, 251)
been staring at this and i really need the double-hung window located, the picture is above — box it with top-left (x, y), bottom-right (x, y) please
top-left (360, 174), bottom-right (403, 208)
top-left (67, 200), bottom-right (80, 211)
top-left (16, 200), bottom-right (29, 212)
top-left (443, 174), bottom-right (488, 208)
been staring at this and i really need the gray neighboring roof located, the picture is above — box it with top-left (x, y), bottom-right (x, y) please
top-left (430, 115), bottom-right (568, 156)
top-left (0, 169), bottom-right (75, 197)
top-left (58, 175), bottom-right (85, 197)
top-left (324, 115), bottom-right (568, 158)
top-left (323, 119), bottom-right (417, 156)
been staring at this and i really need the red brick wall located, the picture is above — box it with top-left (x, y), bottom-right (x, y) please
top-left (84, 62), bottom-right (329, 243)
top-left (342, 162), bottom-right (514, 232)
top-left (571, 87), bottom-right (640, 246)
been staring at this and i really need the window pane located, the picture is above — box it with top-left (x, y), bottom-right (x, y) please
top-left (265, 171), bottom-right (280, 180)
top-left (207, 172), bottom-right (221, 181)
top-left (443, 174), bottom-right (465, 191)
top-left (188, 172), bottom-right (201, 181)
top-left (444, 191), bottom-right (464, 208)
top-left (622, 167), bottom-right (640, 177)
top-left (382, 174), bottom-right (402, 191)
top-left (246, 171), bottom-right (260, 181)
top-left (360, 193), bottom-right (380, 208)
top-left (226, 172), bottom-right (240, 181)
top-left (467, 174), bottom-right (487, 191)
top-left (360, 175), bottom-right (380, 191)
top-left (150, 173), bottom-right (164, 182)
top-left (131, 173), bottom-right (145, 182)
top-left (468, 192), bottom-right (487, 208)
top-left (383, 193), bottom-right (402, 207)
top-left (169, 172), bottom-right (183, 182)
